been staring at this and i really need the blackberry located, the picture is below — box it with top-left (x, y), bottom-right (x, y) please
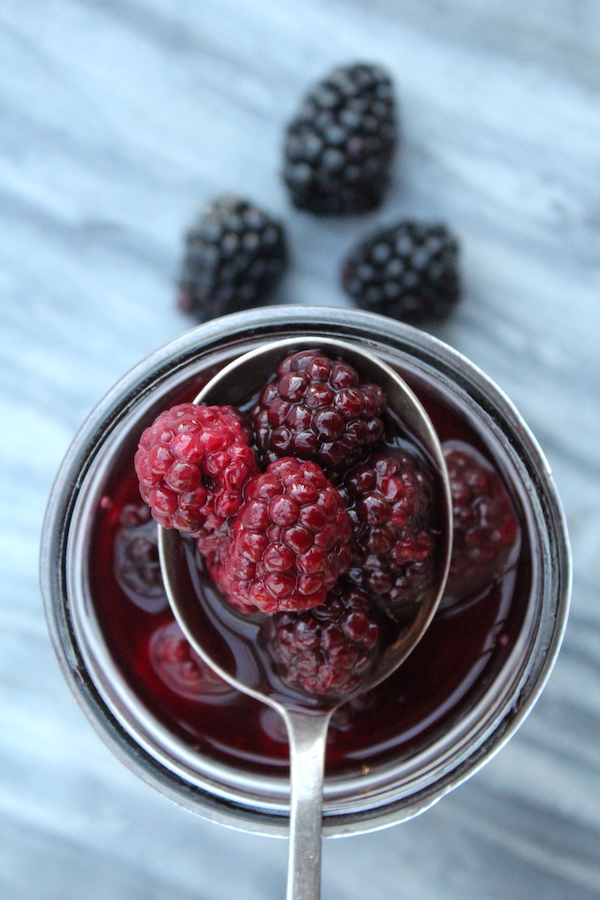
top-left (135, 403), bottom-right (258, 535)
top-left (114, 503), bottom-right (168, 614)
top-left (213, 457), bottom-right (352, 615)
top-left (340, 449), bottom-right (436, 608)
top-left (443, 441), bottom-right (520, 605)
top-left (177, 196), bottom-right (287, 322)
top-left (263, 582), bottom-right (379, 698)
top-left (341, 221), bottom-right (460, 324)
top-left (149, 620), bottom-right (233, 701)
top-left (283, 63), bottom-right (397, 215)
top-left (251, 349), bottom-right (386, 479)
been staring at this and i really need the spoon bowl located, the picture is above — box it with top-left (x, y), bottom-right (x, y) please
top-left (159, 336), bottom-right (452, 900)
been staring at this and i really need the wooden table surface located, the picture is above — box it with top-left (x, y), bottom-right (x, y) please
top-left (2, 2), bottom-right (599, 898)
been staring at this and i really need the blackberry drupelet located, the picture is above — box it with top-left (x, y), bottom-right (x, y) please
top-left (341, 220), bottom-right (460, 324)
top-left (283, 63), bottom-right (397, 215)
top-left (177, 196), bottom-right (287, 322)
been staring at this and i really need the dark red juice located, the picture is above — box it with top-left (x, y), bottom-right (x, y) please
top-left (89, 365), bottom-right (530, 778)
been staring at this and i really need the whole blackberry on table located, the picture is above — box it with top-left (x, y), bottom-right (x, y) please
top-left (283, 63), bottom-right (397, 215)
top-left (177, 197), bottom-right (288, 322)
top-left (341, 221), bottom-right (460, 324)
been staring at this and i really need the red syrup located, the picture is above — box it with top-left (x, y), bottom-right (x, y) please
top-left (89, 366), bottom-right (531, 778)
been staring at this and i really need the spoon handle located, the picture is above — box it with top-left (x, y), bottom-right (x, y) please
top-left (284, 709), bottom-right (332, 900)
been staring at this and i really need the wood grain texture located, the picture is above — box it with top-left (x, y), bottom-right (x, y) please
top-left (1, 1), bottom-right (599, 897)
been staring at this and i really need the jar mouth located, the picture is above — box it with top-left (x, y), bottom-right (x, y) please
top-left (41, 306), bottom-right (571, 838)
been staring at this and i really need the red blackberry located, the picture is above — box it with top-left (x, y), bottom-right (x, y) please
top-left (149, 620), bottom-right (233, 701)
top-left (340, 449), bottom-right (436, 607)
top-left (283, 63), bottom-right (397, 214)
top-left (251, 349), bottom-right (387, 478)
top-left (177, 196), bottom-right (287, 323)
top-left (263, 582), bottom-right (380, 698)
top-left (213, 457), bottom-right (352, 614)
top-left (444, 442), bottom-right (519, 604)
top-left (114, 503), bottom-right (167, 614)
top-left (341, 221), bottom-right (460, 324)
top-left (134, 403), bottom-right (258, 535)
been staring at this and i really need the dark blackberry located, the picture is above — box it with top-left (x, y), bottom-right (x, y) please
top-left (443, 441), bottom-right (520, 605)
top-left (251, 349), bottom-right (386, 478)
top-left (177, 196), bottom-right (287, 322)
top-left (263, 582), bottom-right (380, 698)
top-left (149, 620), bottom-right (233, 701)
top-left (283, 63), bottom-right (397, 215)
top-left (340, 449), bottom-right (436, 608)
top-left (114, 503), bottom-right (168, 614)
top-left (341, 221), bottom-right (460, 324)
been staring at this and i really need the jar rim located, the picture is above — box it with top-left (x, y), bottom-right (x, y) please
top-left (40, 306), bottom-right (571, 837)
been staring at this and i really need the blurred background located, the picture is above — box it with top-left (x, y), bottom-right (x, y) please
top-left (2, 1), bottom-right (600, 897)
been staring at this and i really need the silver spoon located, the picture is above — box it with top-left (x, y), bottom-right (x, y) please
top-left (158, 336), bottom-right (452, 900)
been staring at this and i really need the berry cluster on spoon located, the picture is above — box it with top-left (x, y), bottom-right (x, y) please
top-left (135, 348), bottom-right (439, 697)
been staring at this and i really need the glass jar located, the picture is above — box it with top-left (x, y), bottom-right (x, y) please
top-left (40, 306), bottom-right (570, 837)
